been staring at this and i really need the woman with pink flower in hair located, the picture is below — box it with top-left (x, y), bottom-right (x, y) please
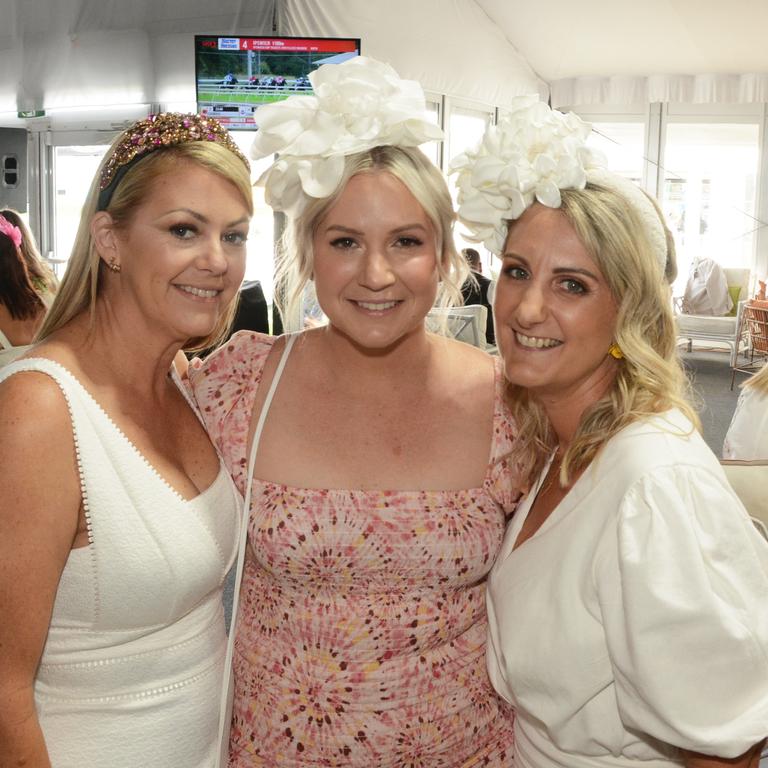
top-left (0, 213), bottom-right (47, 365)
top-left (190, 56), bottom-right (521, 766)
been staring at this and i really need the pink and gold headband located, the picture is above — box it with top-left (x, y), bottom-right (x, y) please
top-left (97, 112), bottom-right (249, 210)
top-left (0, 214), bottom-right (22, 249)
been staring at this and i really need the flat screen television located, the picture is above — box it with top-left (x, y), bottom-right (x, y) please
top-left (194, 35), bottom-right (361, 130)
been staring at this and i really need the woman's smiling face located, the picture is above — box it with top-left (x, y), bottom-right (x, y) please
top-left (311, 170), bottom-right (439, 350)
top-left (494, 203), bottom-right (619, 403)
top-left (102, 161), bottom-right (249, 345)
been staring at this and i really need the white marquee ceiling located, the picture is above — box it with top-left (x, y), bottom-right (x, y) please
top-left (477, 0), bottom-right (768, 81)
top-left (3, 0), bottom-right (768, 121)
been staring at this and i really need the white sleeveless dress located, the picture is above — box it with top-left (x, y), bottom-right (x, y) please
top-left (0, 358), bottom-right (241, 768)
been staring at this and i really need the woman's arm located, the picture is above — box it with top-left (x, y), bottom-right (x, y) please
top-left (683, 741), bottom-right (764, 768)
top-left (0, 374), bottom-right (82, 768)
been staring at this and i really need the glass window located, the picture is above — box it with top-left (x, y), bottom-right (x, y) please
top-left (52, 145), bottom-right (110, 275)
top-left (446, 103), bottom-right (495, 274)
top-left (661, 122), bottom-right (759, 295)
top-left (587, 121), bottom-right (645, 183)
top-left (230, 132), bottom-right (275, 305)
top-left (419, 100), bottom-right (442, 169)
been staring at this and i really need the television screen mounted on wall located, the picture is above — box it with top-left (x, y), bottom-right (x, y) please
top-left (194, 35), bottom-right (361, 130)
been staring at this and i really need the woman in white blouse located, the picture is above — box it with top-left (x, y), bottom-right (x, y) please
top-left (724, 362), bottom-right (768, 460)
top-left (452, 99), bottom-right (768, 768)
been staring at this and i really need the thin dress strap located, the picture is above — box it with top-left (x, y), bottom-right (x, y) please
top-left (215, 333), bottom-right (297, 767)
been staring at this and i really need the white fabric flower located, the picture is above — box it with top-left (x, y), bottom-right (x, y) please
top-left (449, 97), bottom-right (603, 255)
top-left (251, 57), bottom-right (444, 216)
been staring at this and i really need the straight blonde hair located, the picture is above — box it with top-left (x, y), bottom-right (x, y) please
top-left (38, 140), bottom-right (253, 352)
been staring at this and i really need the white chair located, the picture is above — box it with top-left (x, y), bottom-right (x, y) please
top-left (426, 305), bottom-right (488, 348)
top-left (720, 459), bottom-right (768, 540)
top-left (675, 267), bottom-right (751, 367)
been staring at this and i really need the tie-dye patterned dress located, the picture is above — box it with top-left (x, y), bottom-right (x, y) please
top-left (190, 332), bottom-right (521, 767)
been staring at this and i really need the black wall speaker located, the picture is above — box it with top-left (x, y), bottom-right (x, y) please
top-left (0, 128), bottom-right (28, 212)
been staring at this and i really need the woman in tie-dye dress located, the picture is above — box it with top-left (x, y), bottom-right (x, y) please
top-left (190, 57), bottom-right (523, 766)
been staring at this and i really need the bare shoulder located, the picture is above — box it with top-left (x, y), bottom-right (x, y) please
top-left (0, 369), bottom-right (76, 450)
top-left (0, 369), bottom-right (80, 547)
top-left (0, 367), bottom-right (71, 422)
top-left (431, 335), bottom-right (496, 388)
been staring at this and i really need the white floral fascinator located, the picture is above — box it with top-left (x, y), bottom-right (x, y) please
top-left (450, 96), bottom-right (668, 270)
top-left (251, 56), bottom-right (444, 217)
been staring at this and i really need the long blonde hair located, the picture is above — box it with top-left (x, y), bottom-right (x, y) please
top-left (504, 183), bottom-right (699, 487)
top-left (37, 139), bottom-right (253, 352)
top-left (274, 145), bottom-right (468, 328)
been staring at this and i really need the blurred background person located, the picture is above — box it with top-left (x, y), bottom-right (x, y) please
top-left (723, 362), bottom-right (768, 459)
top-left (460, 246), bottom-right (496, 345)
top-left (1, 208), bottom-right (58, 305)
top-left (0, 213), bottom-right (47, 364)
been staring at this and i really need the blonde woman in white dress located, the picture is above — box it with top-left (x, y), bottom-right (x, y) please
top-left (0, 113), bottom-right (251, 768)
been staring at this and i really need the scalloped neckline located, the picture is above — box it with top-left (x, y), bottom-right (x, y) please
top-left (16, 357), bottom-right (225, 504)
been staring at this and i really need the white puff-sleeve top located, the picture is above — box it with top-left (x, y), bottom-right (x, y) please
top-left (487, 409), bottom-right (768, 768)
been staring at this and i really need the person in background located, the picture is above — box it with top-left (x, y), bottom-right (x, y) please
top-left (230, 279), bottom-right (270, 335)
top-left (460, 246), bottom-right (495, 345)
top-left (0, 214), bottom-right (47, 365)
top-left (0, 208), bottom-right (58, 305)
top-left (189, 57), bottom-right (521, 766)
top-left (724, 362), bottom-right (768, 459)
top-left (453, 97), bottom-right (768, 768)
top-left (0, 112), bottom-right (252, 768)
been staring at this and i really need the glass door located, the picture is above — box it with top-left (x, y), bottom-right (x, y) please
top-left (43, 130), bottom-right (117, 277)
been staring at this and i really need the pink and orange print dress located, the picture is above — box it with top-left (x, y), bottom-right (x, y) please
top-left (190, 332), bottom-right (521, 767)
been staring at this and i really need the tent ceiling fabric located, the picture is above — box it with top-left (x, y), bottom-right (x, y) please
top-left (0, 0), bottom-right (544, 119)
top-left (477, 0), bottom-right (768, 80)
top-left (2, 0), bottom-right (768, 118)
top-left (476, 0), bottom-right (768, 106)
top-left (280, 0), bottom-right (545, 105)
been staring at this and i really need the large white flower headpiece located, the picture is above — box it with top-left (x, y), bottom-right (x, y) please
top-left (251, 56), bottom-right (444, 218)
top-left (450, 96), bottom-right (668, 271)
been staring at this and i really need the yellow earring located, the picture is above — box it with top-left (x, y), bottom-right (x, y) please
top-left (608, 343), bottom-right (624, 360)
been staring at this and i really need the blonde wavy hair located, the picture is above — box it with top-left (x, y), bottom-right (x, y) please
top-left (274, 145), bottom-right (468, 328)
top-left (505, 182), bottom-right (699, 487)
top-left (37, 139), bottom-right (253, 353)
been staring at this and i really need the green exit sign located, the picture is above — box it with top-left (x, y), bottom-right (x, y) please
top-left (17, 109), bottom-right (46, 118)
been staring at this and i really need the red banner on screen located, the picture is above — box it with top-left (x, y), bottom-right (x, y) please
top-left (234, 38), bottom-right (358, 53)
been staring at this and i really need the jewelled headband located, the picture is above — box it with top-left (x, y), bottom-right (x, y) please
top-left (97, 112), bottom-right (250, 211)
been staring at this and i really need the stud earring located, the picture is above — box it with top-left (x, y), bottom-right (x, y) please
top-left (107, 258), bottom-right (121, 273)
top-left (608, 343), bottom-right (624, 360)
